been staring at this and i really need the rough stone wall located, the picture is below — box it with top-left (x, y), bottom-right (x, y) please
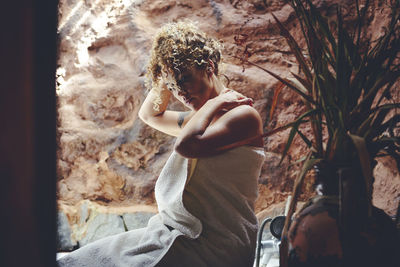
top-left (57, 0), bottom-right (399, 238)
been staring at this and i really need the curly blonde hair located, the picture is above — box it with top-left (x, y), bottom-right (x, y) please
top-left (146, 21), bottom-right (223, 110)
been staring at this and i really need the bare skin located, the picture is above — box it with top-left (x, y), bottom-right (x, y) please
top-left (139, 61), bottom-right (264, 158)
top-left (138, 84), bottom-right (196, 137)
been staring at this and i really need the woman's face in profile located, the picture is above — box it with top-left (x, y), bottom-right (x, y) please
top-left (168, 67), bottom-right (215, 111)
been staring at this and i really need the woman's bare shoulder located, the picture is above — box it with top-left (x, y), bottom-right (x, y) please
top-left (226, 104), bottom-right (261, 120)
top-left (216, 104), bottom-right (264, 147)
top-left (220, 104), bottom-right (262, 131)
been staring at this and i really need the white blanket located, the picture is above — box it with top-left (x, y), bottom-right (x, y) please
top-left (57, 145), bottom-right (265, 267)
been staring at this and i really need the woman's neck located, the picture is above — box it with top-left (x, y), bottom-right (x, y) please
top-left (210, 74), bottom-right (225, 98)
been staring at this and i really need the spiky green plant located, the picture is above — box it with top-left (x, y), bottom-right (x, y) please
top-left (242, 0), bottom-right (400, 265)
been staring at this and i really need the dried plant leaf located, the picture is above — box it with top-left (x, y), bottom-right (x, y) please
top-left (272, 13), bottom-right (313, 83)
top-left (270, 82), bottom-right (285, 121)
top-left (244, 59), bottom-right (316, 104)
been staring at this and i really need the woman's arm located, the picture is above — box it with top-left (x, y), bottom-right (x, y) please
top-left (138, 86), bottom-right (195, 137)
top-left (175, 90), bottom-right (263, 158)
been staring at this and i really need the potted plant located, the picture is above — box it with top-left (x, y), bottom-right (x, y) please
top-left (238, 0), bottom-right (400, 266)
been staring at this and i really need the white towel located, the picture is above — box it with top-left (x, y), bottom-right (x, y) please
top-left (57, 145), bottom-right (265, 267)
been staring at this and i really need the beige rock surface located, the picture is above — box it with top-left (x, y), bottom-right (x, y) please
top-left (57, 0), bottom-right (399, 232)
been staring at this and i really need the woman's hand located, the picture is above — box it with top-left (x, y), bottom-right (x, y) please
top-left (212, 88), bottom-right (254, 111)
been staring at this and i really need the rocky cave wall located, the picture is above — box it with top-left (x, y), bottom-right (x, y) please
top-left (56, 0), bottom-right (399, 250)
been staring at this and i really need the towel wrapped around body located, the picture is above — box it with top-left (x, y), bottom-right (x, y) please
top-left (57, 145), bottom-right (265, 267)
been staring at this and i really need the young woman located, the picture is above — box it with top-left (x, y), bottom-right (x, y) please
top-left (57, 21), bottom-right (265, 267)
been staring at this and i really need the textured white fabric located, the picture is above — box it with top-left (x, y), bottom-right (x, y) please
top-left (57, 145), bottom-right (265, 267)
